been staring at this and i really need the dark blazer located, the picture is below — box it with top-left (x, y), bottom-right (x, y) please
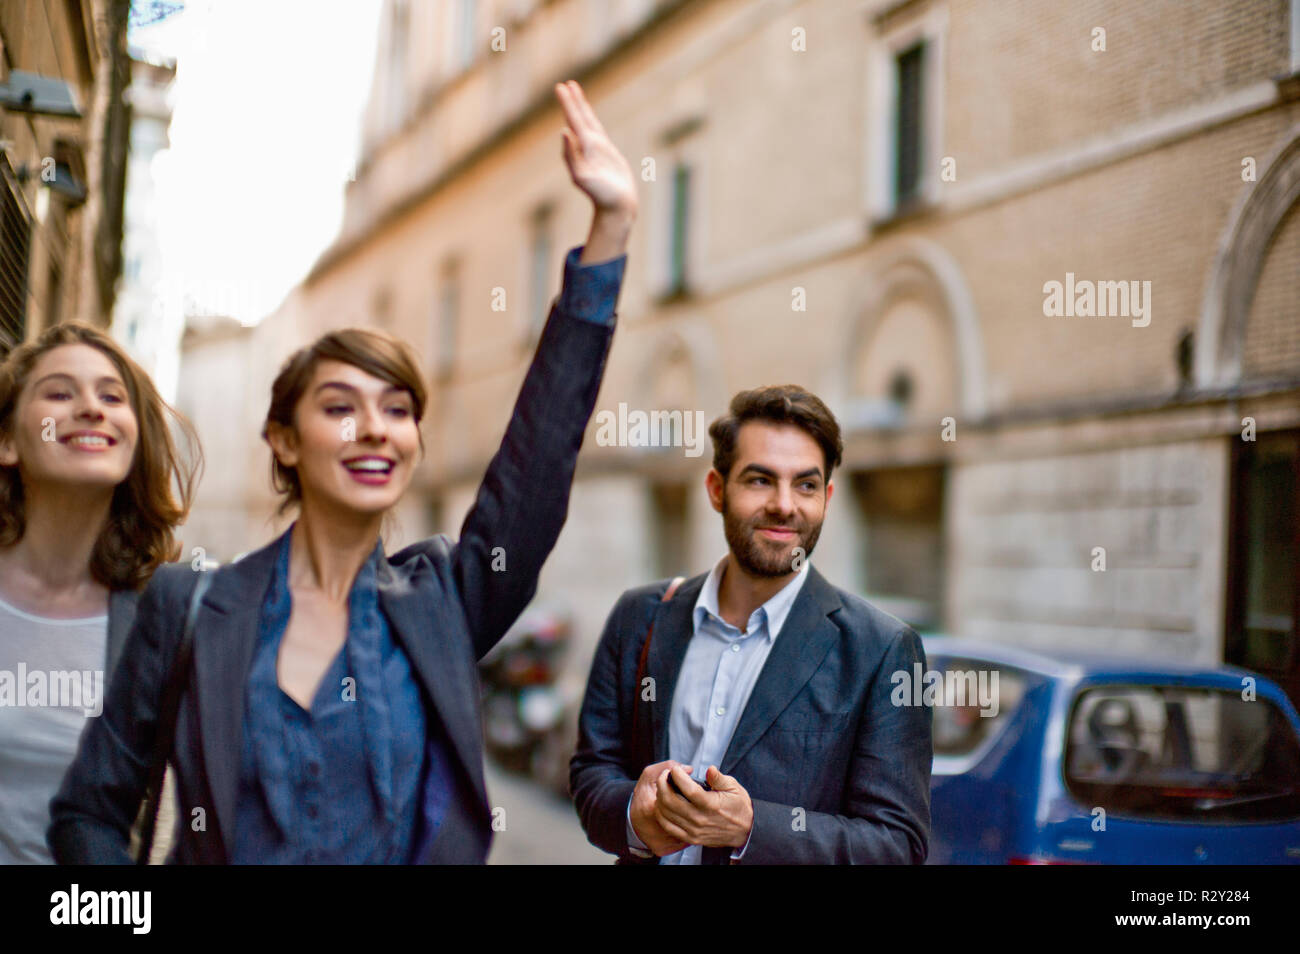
top-left (570, 566), bottom-right (933, 864)
top-left (49, 302), bottom-right (614, 864)
top-left (106, 589), bottom-right (140, 682)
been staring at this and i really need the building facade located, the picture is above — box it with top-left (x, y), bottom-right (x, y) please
top-left (178, 0), bottom-right (1300, 712)
top-left (0, 0), bottom-right (131, 352)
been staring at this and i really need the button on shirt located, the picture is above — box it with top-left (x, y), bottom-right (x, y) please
top-left (628, 555), bottom-right (811, 864)
top-left (234, 527), bottom-right (429, 864)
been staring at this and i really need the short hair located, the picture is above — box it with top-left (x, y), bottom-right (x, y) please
top-left (262, 327), bottom-right (427, 515)
top-left (708, 384), bottom-right (843, 483)
top-left (0, 321), bottom-right (202, 589)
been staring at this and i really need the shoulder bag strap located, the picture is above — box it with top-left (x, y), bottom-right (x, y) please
top-left (629, 575), bottom-right (685, 753)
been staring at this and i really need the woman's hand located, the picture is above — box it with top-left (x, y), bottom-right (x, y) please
top-left (556, 80), bottom-right (637, 215)
top-left (555, 80), bottom-right (637, 264)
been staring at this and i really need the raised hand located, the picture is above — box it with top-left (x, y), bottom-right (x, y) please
top-left (555, 80), bottom-right (638, 217)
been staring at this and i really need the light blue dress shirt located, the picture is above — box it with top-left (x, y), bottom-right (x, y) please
top-left (628, 554), bottom-right (811, 864)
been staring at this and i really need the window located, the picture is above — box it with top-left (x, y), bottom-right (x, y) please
top-left (867, 4), bottom-right (946, 222)
top-left (851, 465), bottom-right (946, 631)
top-left (649, 482), bottom-right (690, 578)
top-left (1065, 686), bottom-right (1300, 823)
top-left (894, 42), bottom-right (926, 208)
top-left (0, 154), bottom-right (31, 353)
top-left (667, 163), bottom-right (691, 297)
top-left (1226, 430), bottom-right (1300, 711)
top-left (46, 260), bottom-right (62, 327)
top-left (433, 259), bottom-right (459, 380)
top-left (386, 0), bottom-right (409, 132)
top-left (650, 116), bottom-right (704, 302)
top-left (528, 204), bottom-right (553, 338)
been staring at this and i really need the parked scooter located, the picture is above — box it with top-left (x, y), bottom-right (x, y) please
top-left (478, 605), bottom-right (574, 789)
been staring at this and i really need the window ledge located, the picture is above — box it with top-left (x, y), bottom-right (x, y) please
top-left (1275, 70), bottom-right (1300, 102)
top-left (870, 194), bottom-right (939, 233)
top-left (652, 284), bottom-right (695, 307)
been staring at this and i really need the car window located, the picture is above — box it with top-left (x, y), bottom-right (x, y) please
top-left (1065, 685), bottom-right (1300, 823)
top-left (928, 656), bottom-right (1027, 758)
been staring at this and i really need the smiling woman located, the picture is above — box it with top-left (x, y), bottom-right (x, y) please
top-left (258, 329), bottom-right (428, 712)
top-left (0, 321), bottom-right (201, 864)
top-left (260, 327), bottom-right (426, 518)
top-left (48, 79), bottom-right (636, 865)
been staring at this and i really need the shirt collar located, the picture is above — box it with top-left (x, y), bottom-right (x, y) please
top-left (692, 552), bottom-right (811, 642)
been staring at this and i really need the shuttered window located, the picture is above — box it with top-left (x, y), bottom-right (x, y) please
top-left (0, 153), bottom-right (31, 354)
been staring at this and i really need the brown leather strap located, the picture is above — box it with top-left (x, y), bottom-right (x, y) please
top-left (630, 575), bottom-right (685, 749)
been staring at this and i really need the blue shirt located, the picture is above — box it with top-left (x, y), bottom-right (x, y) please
top-left (233, 246), bottom-right (622, 863)
top-left (558, 245), bottom-right (626, 326)
top-left (234, 526), bottom-right (430, 864)
top-left (628, 555), bottom-right (811, 864)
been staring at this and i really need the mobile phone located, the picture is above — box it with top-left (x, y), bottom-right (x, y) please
top-left (668, 773), bottom-right (711, 796)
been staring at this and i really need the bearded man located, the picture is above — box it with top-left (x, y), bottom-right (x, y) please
top-left (570, 385), bottom-right (932, 864)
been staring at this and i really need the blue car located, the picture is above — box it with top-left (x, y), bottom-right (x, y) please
top-left (920, 636), bottom-right (1300, 864)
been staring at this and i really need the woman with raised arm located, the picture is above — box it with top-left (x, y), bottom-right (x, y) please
top-left (0, 322), bottom-right (200, 863)
top-left (48, 80), bottom-right (636, 864)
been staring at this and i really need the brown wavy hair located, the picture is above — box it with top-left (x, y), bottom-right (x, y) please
top-left (0, 322), bottom-right (203, 590)
top-left (709, 384), bottom-right (844, 482)
top-left (262, 327), bottom-right (427, 516)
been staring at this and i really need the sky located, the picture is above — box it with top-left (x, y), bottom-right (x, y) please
top-left (129, 0), bottom-right (384, 325)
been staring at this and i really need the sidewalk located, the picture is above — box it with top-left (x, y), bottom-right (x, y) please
top-left (484, 760), bottom-right (611, 865)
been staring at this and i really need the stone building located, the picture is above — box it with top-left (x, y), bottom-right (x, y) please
top-left (0, 0), bottom-right (131, 351)
top-left (178, 0), bottom-right (1300, 712)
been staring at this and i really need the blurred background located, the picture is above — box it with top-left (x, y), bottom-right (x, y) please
top-left (3, 0), bottom-right (1298, 863)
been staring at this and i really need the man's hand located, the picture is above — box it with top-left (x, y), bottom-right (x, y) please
top-left (653, 764), bottom-right (755, 849)
top-left (554, 80), bottom-right (637, 264)
top-left (629, 760), bottom-right (691, 857)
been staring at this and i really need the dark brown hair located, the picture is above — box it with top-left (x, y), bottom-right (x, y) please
top-left (262, 327), bottom-right (427, 515)
top-left (0, 321), bottom-right (203, 590)
top-left (708, 384), bottom-right (844, 483)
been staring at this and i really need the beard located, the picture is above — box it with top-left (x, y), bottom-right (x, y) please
top-left (721, 488), bottom-right (824, 578)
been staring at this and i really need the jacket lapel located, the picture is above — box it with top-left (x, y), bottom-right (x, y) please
top-left (718, 566), bottom-right (843, 774)
top-left (646, 573), bottom-right (708, 762)
top-left (374, 559), bottom-right (487, 806)
top-left (105, 588), bottom-right (138, 682)
top-left (193, 532), bottom-right (283, 861)
top-left (189, 526), bottom-right (503, 858)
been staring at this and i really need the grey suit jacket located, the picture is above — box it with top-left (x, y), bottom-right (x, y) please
top-left (570, 565), bottom-right (933, 864)
top-left (50, 299), bottom-right (614, 864)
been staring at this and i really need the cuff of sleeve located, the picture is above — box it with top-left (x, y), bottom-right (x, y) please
top-left (626, 795), bottom-right (653, 858)
top-left (558, 245), bottom-right (626, 326)
top-left (729, 822), bottom-right (755, 862)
